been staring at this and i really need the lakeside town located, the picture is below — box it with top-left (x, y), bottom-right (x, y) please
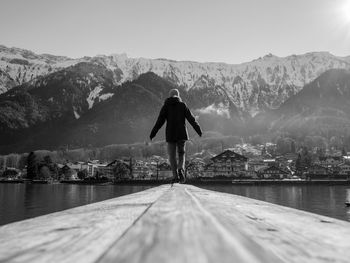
top-left (1, 142), bottom-right (350, 184)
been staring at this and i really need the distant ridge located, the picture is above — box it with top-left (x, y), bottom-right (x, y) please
top-left (1, 44), bottom-right (350, 115)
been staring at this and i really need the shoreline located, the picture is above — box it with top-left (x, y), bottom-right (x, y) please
top-left (113, 179), bottom-right (350, 186)
top-left (1, 179), bottom-right (350, 186)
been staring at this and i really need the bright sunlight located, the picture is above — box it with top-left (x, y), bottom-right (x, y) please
top-left (341, 0), bottom-right (350, 23)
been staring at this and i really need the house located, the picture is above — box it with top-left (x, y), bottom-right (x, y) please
top-left (60, 165), bottom-right (79, 180)
top-left (308, 164), bottom-right (329, 175)
top-left (87, 161), bottom-right (99, 177)
top-left (98, 160), bottom-right (131, 180)
top-left (65, 161), bottom-right (88, 172)
top-left (306, 164), bottom-right (329, 180)
top-left (257, 166), bottom-right (289, 179)
top-left (207, 150), bottom-right (248, 178)
top-left (95, 163), bottom-right (112, 179)
top-left (1, 167), bottom-right (22, 179)
top-left (318, 156), bottom-right (343, 167)
top-left (203, 163), bottom-right (215, 178)
top-left (337, 163), bottom-right (350, 177)
top-left (246, 160), bottom-right (266, 178)
top-left (283, 153), bottom-right (298, 161)
top-left (132, 160), bottom-right (151, 179)
top-left (87, 161), bottom-right (110, 177)
top-left (342, 156), bottom-right (350, 164)
top-left (263, 159), bottom-right (278, 167)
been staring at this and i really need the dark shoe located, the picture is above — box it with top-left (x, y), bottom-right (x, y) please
top-left (178, 169), bottom-right (186, 184)
top-left (171, 176), bottom-right (180, 184)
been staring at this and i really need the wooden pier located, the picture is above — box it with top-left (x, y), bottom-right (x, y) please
top-left (0, 184), bottom-right (349, 263)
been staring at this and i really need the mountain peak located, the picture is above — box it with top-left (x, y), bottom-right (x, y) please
top-left (109, 53), bottom-right (128, 60)
top-left (263, 53), bottom-right (277, 58)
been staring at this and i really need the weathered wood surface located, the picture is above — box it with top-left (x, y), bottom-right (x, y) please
top-left (0, 185), bottom-right (170, 263)
top-left (0, 184), bottom-right (350, 263)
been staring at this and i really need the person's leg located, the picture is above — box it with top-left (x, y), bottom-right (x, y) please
top-left (177, 140), bottom-right (186, 183)
top-left (177, 140), bottom-right (186, 171)
top-left (167, 142), bottom-right (178, 179)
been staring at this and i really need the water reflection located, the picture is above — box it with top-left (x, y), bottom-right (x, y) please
top-left (0, 184), bottom-right (153, 226)
top-left (1, 184), bottom-right (350, 225)
top-left (200, 185), bottom-right (350, 222)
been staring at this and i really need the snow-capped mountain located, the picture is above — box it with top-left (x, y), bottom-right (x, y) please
top-left (1, 45), bottom-right (350, 116)
top-left (1, 68), bottom-right (350, 154)
top-left (253, 69), bottom-right (350, 136)
top-left (90, 52), bottom-right (350, 115)
top-left (0, 45), bottom-right (83, 93)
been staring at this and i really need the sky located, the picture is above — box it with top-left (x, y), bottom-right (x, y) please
top-left (1, 0), bottom-right (350, 64)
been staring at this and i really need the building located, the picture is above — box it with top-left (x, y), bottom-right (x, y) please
top-left (318, 156), bottom-right (343, 168)
top-left (257, 166), bottom-right (289, 179)
top-left (205, 150), bottom-right (248, 178)
top-left (87, 161), bottom-right (110, 177)
top-left (263, 159), bottom-right (278, 167)
top-left (306, 164), bottom-right (329, 180)
top-left (132, 160), bottom-right (151, 179)
top-left (246, 159), bottom-right (266, 178)
top-left (66, 161), bottom-right (88, 172)
top-left (60, 165), bottom-right (79, 180)
top-left (157, 162), bottom-right (173, 180)
top-left (308, 164), bottom-right (328, 175)
top-left (338, 163), bottom-right (350, 176)
top-left (203, 163), bottom-right (215, 177)
top-left (95, 163), bottom-right (112, 179)
top-left (97, 160), bottom-right (131, 180)
top-left (1, 167), bottom-right (22, 179)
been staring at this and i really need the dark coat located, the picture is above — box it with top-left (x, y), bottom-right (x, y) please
top-left (150, 96), bottom-right (202, 142)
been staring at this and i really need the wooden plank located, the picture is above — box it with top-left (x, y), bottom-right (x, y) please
top-left (0, 185), bottom-right (170, 263)
top-left (185, 185), bottom-right (350, 263)
top-left (1, 184), bottom-right (349, 263)
top-left (98, 184), bottom-right (283, 263)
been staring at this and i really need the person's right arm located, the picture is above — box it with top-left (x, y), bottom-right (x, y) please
top-left (150, 105), bottom-right (167, 140)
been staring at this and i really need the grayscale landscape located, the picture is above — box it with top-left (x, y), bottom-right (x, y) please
top-left (1, 0), bottom-right (350, 262)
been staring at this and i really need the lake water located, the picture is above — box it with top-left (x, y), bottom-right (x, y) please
top-left (200, 184), bottom-right (350, 222)
top-left (0, 184), bottom-right (349, 226)
top-left (0, 184), bottom-right (153, 226)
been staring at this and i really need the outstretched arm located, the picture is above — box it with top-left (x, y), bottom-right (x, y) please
top-left (185, 105), bottom-right (202, 137)
top-left (150, 105), bottom-right (166, 140)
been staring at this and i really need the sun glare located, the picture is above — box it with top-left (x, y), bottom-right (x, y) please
top-left (341, 0), bottom-right (350, 23)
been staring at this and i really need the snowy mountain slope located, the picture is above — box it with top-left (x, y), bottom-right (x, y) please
top-left (0, 45), bottom-right (84, 93)
top-left (0, 62), bottom-right (116, 133)
top-left (1, 44), bottom-right (350, 115)
top-left (2, 68), bottom-right (350, 154)
top-left (251, 69), bottom-right (350, 137)
top-left (92, 52), bottom-right (350, 115)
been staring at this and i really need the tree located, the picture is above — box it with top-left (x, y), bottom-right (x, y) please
top-left (43, 155), bottom-right (59, 179)
top-left (39, 166), bottom-right (51, 179)
top-left (316, 147), bottom-right (325, 158)
top-left (291, 140), bottom-right (296, 154)
top-left (276, 137), bottom-right (291, 154)
top-left (113, 161), bottom-right (130, 180)
top-left (2, 169), bottom-right (18, 178)
top-left (342, 147), bottom-right (347, 156)
top-left (296, 146), bottom-right (312, 175)
top-left (77, 169), bottom-right (88, 180)
top-left (26, 152), bottom-right (38, 180)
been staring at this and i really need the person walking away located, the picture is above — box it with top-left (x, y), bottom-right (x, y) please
top-left (150, 89), bottom-right (202, 183)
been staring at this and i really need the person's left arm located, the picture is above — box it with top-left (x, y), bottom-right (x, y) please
top-left (184, 104), bottom-right (202, 137)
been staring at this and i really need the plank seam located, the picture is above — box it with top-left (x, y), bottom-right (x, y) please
top-left (94, 185), bottom-right (173, 263)
top-left (184, 187), bottom-right (285, 263)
